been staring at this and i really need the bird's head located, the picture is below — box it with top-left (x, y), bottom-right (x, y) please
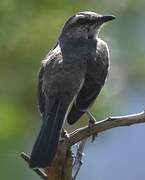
top-left (60, 11), bottom-right (115, 40)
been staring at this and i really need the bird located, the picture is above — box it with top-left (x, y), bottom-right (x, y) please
top-left (29, 11), bottom-right (115, 168)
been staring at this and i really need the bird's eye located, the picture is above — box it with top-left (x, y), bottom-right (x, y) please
top-left (77, 18), bottom-right (90, 25)
top-left (77, 18), bottom-right (96, 25)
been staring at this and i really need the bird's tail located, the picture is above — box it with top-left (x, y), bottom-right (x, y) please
top-left (29, 97), bottom-right (68, 168)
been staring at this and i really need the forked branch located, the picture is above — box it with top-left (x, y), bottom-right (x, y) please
top-left (21, 110), bottom-right (145, 180)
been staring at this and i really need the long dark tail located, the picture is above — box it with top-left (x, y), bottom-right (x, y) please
top-left (29, 98), bottom-right (68, 168)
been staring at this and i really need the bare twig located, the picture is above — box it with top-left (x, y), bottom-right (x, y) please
top-left (21, 110), bottom-right (145, 180)
top-left (72, 139), bottom-right (87, 179)
top-left (21, 152), bottom-right (47, 180)
top-left (69, 111), bottom-right (145, 146)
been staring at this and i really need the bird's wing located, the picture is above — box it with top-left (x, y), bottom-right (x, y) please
top-left (30, 44), bottom-right (86, 168)
top-left (67, 68), bottom-right (108, 125)
top-left (38, 42), bottom-right (59, 117)
top-left (38, 66), bottom-right (45, 116)
top-left (67, 39), bottom-right (109, 125)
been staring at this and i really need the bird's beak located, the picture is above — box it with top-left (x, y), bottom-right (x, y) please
top-left (100, 15), bottom-right (115, 23)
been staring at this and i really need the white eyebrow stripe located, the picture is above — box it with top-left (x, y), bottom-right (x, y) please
top-left (71, 14), bottom-right (85, 23)
top-left (75, 14), bottom-right (84, 18)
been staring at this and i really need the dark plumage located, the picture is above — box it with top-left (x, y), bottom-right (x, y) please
top-left (30, 11), bottom-right (115, 168)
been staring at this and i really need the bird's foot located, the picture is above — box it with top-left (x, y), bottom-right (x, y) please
top-left (86, 110), bottom-right (97, 142)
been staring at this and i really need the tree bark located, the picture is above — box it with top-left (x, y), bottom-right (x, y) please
top-left (46, 142), bottom-right (73, 180)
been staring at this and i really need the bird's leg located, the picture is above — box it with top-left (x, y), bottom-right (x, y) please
top-left (78, 108), bottom-right (97, 141)
top-left (72, 139), bottom-right (86, 180)
top-left (85, 110), bottom-right (97, 142)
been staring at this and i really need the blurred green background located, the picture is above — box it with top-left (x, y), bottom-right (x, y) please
top-left (0, 0), bottom-right (145, 179)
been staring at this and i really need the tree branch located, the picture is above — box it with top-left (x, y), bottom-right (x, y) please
top-left (69, 111), bottom-right (145, 146)
top-left (72, 139), bottom-right (86, 180)
top-left (21, 152), bottom-right (47, 180)
top-left (21, 110), bottom-right (145, 180)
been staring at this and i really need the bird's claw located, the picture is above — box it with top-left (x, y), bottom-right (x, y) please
top-left (86, 110), bottom-right (97, 142)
